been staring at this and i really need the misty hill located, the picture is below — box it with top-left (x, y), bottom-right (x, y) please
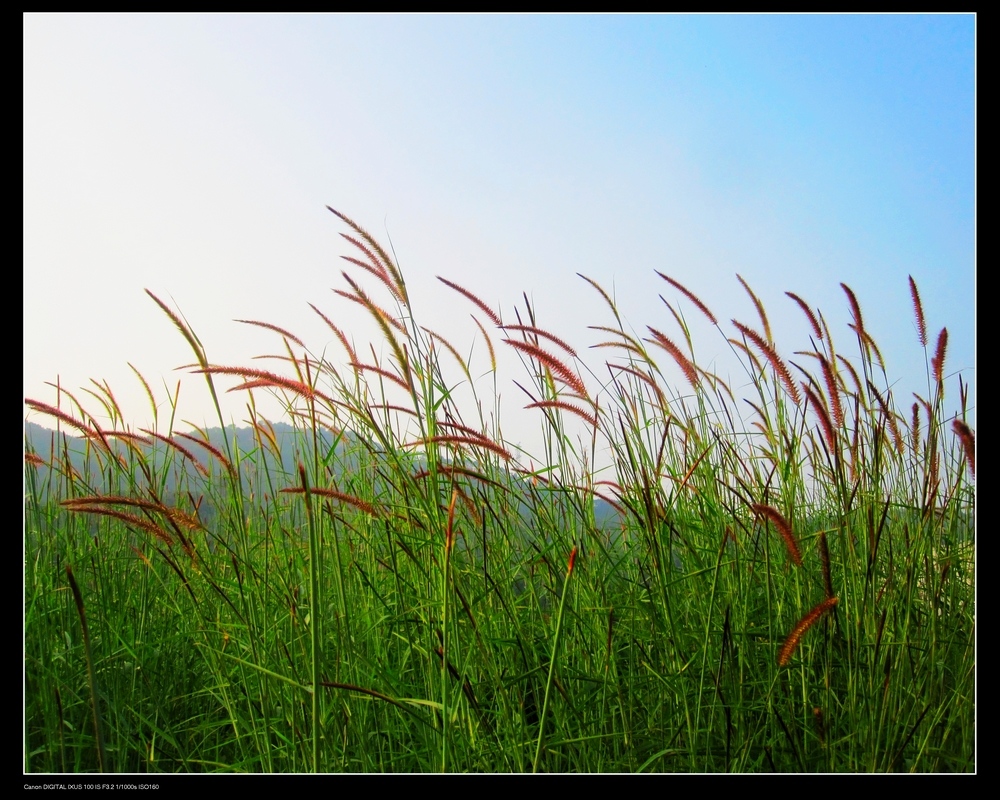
top-left (24, 420), bottom-right (622, 530)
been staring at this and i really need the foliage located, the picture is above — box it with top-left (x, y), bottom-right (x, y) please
top-left (24, 209), bottom-right (975, 772)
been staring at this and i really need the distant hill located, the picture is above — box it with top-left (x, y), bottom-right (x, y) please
top-left (24, 419), bottom-right (347, 495)
top-left (24, 420), bottom-right (622, 529)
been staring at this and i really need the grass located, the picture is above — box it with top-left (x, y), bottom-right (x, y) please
top-left (24, 207), bottom-right (975, 773)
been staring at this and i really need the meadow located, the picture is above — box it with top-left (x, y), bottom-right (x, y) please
top-left (24, 208), bottom-right (975, 772)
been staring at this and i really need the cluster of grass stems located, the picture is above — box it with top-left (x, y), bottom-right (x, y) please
top-left (25, 208), bottom-right (974, 772)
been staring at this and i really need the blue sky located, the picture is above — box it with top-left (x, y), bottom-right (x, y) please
top-left (24, 14), bottom-right (975, 458)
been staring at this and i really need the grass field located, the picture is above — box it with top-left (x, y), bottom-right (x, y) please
top-left (24, 208), bottom-right (975, 772)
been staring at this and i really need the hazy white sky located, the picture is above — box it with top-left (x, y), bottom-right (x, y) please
top-left (24, 14), bottom-right (975, 459)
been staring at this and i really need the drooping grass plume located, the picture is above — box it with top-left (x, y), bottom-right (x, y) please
top-left (403, 434), bottom-right (513, 463)
top-left (908, 275), bottom-right (928, 348)
top-left (175, 430), bottom-right (237, 480)
top-left (656, 271), bottom-right (718, 326)
top-left (952, 418), bottom-right (975, 478)
top-left (471, 315), bottom-right (497, 372)
top-left (128, 363), bottom-right (158, 427)
top-left (340, 252), bottom-right (407, 305)
top-left (368, 402), bottom-right (420, 419)
top-left (751, 503), bottom-right (803, 567)
top-left (194, 365), bottom-right (333, 405)
top-left (145, 290), bottom-right (208, 371)
top-left (336, 273), bottom-right (409, 335)
top-left (43, 379), bottom-right (89, 422)
top-left (437, 276), bottom-right (503, 327)
top-left (590, 326), bottom-right (648, 359)
top-left (63, 495), bottom-right (204, 535)
top-left (819, 356), bottom-right (843, 429)
top-left (777, 596), bottom-right (839, 667)
top-left (326, 206), bottom-right (409, 305)
top-left (235, 319), bottom-right (307, 349)
top-left (88, 378), bottom-right (125, 428)
top-left (249, 416), bottom-right (282, 460)
top-left (98, 430), bottom-right (152, 447)
top-left (349, 361), bottom-right (412, 393)
top-left (737, 274), bottom-right (772, 343)
top-left (592, 340), bottom-right (647, 361)
top-left (502, 338), bottom-right (588, 397)
top-left (337, 231), bottom-right (392, 282)
top-left (785, 292), bottom-right (823, 340)
top-left (423, 327), bottom-right (473, 383)
top-left (833, 355), bottom-right (862, 405)
top-left (280, 486), bottom-right (381, 517)
top-left (728, 337), bottom-right (764, 374)
top-left (501, 324), bottom-right (579, 359)
top-left (436, 419), bottom-right (494, 442)
top-left (310, 302), bottom-right (360, 366)
top-left (525, 400), bottom-right (598, 428)
top-left (578, 272), bottom-right (620, 321)
top-left (848, 323), bottom-right (886, 372)
top-left (932, 327), bottom-right (949, 385)
top-left (840, 283), bottom-right (866, 341)
top-left (909, 403), bottom-right (922, 462)
top-left (646, 327), bottom-right (700, 391)
top-left (61, 503), bottom-right (175, 547)
top-left (25, 399), bottom-right (109, 453)
top-left (867, 381), bottom-right (905, 456)
top-left (732, 322), bottom-right (802, 406)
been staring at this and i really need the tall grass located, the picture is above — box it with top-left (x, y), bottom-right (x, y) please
top-left (24, 208), bottom-right (974, 772)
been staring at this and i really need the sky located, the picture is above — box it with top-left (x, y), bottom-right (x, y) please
top-left (24, 13), bottom-right (975, 463)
